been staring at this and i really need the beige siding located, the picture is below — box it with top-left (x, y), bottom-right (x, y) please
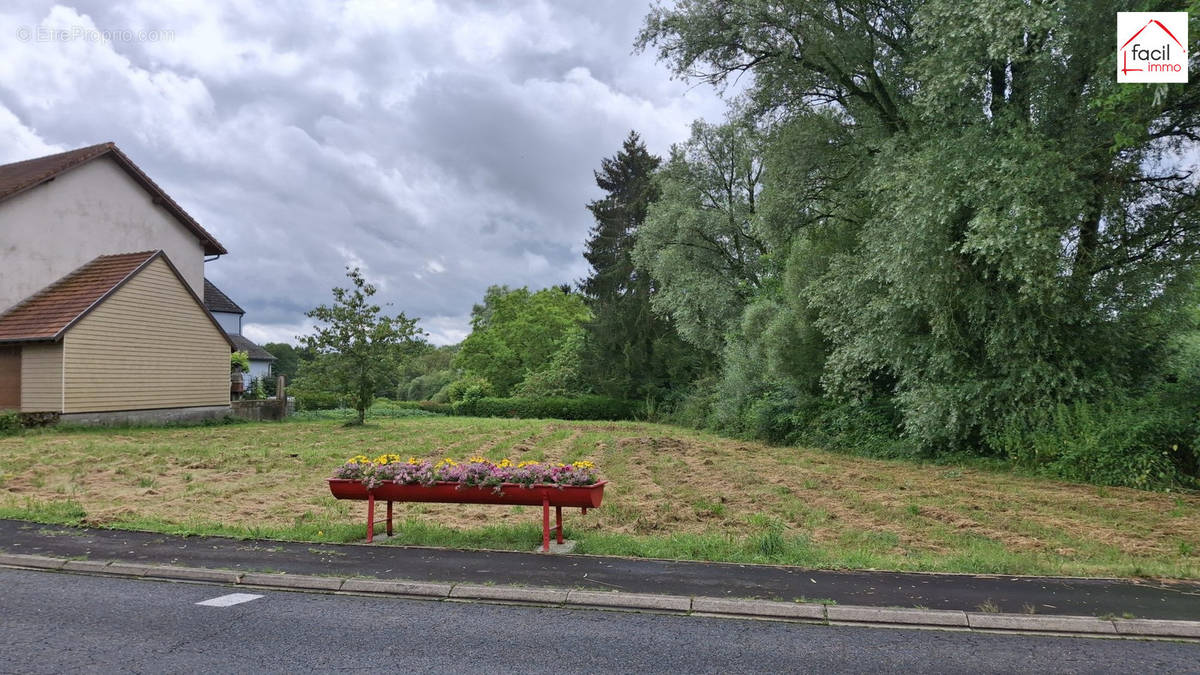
top-left (62, 257), bottom-right (230, 412)
top-left (20, 343), bottom-right (63, 412)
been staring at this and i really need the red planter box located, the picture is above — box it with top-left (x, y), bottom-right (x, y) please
top-left (327, 479), bottom-right (606, 508)
top-left (327, 479), bottom-right (607, 549)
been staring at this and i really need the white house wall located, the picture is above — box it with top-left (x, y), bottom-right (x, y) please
top-left (0, 156), bottom-right (206, 313)
top-left (245, 359), bottom-right (273, 389)
top-left (212, 311), bottom-right (242, 335)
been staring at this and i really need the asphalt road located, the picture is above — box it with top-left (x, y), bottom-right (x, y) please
top-left (1, 568), bottom-right (1197, 674)
top-left (6, 520), bottom-right (1199, 619)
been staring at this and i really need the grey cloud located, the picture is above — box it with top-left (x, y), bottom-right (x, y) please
top-left (1, 0), bottom-right (726, 344)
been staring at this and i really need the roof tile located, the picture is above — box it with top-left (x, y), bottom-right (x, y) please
top-left (230, 333), bottom-right (277, 361)
top-left (0, 251), bottom-right (158, 342)
top-left (203, 279), bottom-right (245, 315)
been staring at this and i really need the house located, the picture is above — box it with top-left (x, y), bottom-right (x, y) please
top-left (203, 278), bottom-right (276, 392)
top-left (0, 143), bottom-right (234, 423)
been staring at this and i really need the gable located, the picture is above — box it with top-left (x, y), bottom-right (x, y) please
top-left (0, 158), bottom-right (210, 312)
top-left (0, 142), bottom-right (225, 255)
top-left (62, 256), bottom-right (232, 412)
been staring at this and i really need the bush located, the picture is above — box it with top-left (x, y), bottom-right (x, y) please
top-left (445, 376), bottom-right (495, 403)
top-left (0, 410), bottom-right (20, 435)
top-left (405, 370), bottom-right (455, 401)
top-left (376, 400), bottom-right (453, 415)
top-left (988, 393), bottom-right (1197, 490)
top-left (294, 390), bottom-right (345, 411)
top-left (452, 396), bottom-right (638, 421)
top-left (664, 377), bottom-right (720, 430)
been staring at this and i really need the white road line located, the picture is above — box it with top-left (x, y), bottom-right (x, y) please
top-left (196, 593), bottom-right (264, 607)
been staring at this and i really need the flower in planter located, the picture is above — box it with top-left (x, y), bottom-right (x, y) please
top-left (332, 455), bottom-right (600, 488)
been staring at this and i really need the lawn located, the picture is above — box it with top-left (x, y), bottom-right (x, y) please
top-left (1, 415), bottom-right (1197, 579)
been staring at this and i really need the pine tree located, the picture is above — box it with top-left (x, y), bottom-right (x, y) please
top-left (580, 132), bottom-right (700, 400)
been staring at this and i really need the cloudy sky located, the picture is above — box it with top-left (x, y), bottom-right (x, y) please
top-left (0, 1), bottom-right (729, 345)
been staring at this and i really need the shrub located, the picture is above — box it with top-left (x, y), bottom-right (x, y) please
top-left (0, 410), bottom-right (20, 435)
top-left (665, 377), bottom-right (720, 430)
top-left (392, 400), bottom-right (453, 415)
top-left (445, 376), bottom-right (495, 403)
top-left (375, 399), bottom-right (452, 415)
top-left (230, 351), bottom-right (250, 374)
top-left (989, 394), bottom-right (1197, 490)
top-left (293, 390), bottom-right (346, 411)
top-left (453, 396), bottom-right (638, 421)
top-left (405, 370), bottom-right (455, 401)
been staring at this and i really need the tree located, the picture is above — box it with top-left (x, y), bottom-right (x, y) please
top-left (633, 118), bottom-right (768, 355)
top-left (262, 342), bottom-right (313, 385)
top-left (579, 131), bottom-right (703, 400)
top-left (454, 286), bottom-right (590, 396)
top-left (299, 268), bottom-right (425, 424)
top-left (638, 0), bottom-right (1200, 474)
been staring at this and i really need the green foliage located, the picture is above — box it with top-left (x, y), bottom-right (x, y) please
top-left (512, 329), bottom-right (588, 398)
top-left (404, 369), bottom-right (455, 401)
top-left (579, 131), bottom-right (702, 401)
top-left (990, 397), bottom-right (1196, 490)
top-left (230, 351), bottom-right (250, 374)
top-left (629, 0), bottom-right (1200, 487)
top-left (242, 377), bottom-right (266, 400)
top-left (444, 375), bottom-right (495, 404)
top-left (289, 399), bottom-right (440, 422)
top-left (454, 285), bottom-right (591, 396)
top-left (633, 117), bottom-right (768, 355)
top-left (452, 395), bottom-right (639, 421)
top-left (396, 400), bottom-right (454, 415)
top-left (262, 342), bottom-right (312, 384)
top-left (396, 344), bottom-right (458, 401)
top-left (293, 390), bottom-right (345, 411)
top-left (0, 410), bottom-right (20, 436)
top-left (298, 267), bottom-right (426, 425)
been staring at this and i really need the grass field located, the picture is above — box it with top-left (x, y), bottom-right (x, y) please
top-left (1, 415), bottom-right (1197, 579)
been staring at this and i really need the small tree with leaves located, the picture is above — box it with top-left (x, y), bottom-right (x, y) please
top-left (300, 267), bottom-right (425, 425)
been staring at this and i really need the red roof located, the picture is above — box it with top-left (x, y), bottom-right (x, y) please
top-left (0, 251), bottom-right (158, 342)
top-left (0, 143), bottom-right (227, 255)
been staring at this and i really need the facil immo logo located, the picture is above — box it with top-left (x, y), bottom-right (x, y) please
top-left (1117, 12), bottom-right (1189, 83)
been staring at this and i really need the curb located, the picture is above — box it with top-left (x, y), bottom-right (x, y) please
top-left (1, 553), bottom-right (1196, 641)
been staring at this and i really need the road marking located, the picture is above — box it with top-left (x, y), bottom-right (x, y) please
top-left (196, 593), bottom-right (263, 607)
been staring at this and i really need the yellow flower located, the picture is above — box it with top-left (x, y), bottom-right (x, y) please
top-left (517, 460), bottom-right (540, 468)
top-left (468, 456), bottom-right (487, 464)
top-left (572, 461), bottom-right (595, 469)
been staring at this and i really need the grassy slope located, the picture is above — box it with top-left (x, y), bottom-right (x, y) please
top-left (1, 415), bottom-right (1197, 579)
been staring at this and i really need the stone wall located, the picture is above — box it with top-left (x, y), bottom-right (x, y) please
top-left (230, 398), bottom-right (292, 422)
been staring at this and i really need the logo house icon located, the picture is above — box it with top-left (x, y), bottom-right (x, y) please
top-left (1117, 12), bottom-right (1189, 83)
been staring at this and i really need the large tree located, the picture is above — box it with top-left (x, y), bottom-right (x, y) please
top-left (633, 118), bottom-right (769, 356)
top-left (639, 0), bottom-right (1200, 458)
top-left (299, 268), bottom-right (424, 424)
top-left (454, 285), bottom-right (591, 397)
top-left (580, 132), bottom-right (701, 399)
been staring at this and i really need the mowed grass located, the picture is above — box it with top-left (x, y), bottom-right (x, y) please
top-left (1, 415), bottom-right (1198, 579)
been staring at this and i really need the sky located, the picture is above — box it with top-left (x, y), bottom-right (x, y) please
top-left (0, 1), bottom-right (730, 345)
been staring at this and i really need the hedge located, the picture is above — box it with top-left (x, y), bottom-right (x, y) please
top-left (293, 391), bottom-right (346, 411)
top-left (452, 396), bottom-right (638, 421)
